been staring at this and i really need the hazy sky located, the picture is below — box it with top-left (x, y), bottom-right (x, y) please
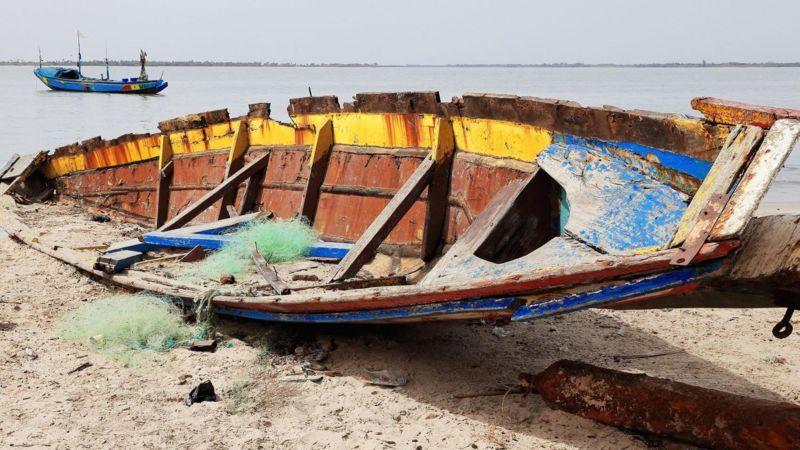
top-left (2, 0), bottom-right (798, 64)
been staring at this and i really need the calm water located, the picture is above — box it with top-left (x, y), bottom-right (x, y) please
top-left (1, 65), bottom-right (798, 202)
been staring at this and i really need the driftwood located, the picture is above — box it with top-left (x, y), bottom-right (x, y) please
top-left (531, 360), bottom-right (800, 450)
top-left (251, 244), bottom-right (290, 295)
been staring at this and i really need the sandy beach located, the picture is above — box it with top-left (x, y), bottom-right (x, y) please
top-left (1, 200), bottom-right (798, 449)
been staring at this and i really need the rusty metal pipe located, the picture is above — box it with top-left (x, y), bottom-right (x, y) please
top-left (533, 360), bottom-right (800, 450)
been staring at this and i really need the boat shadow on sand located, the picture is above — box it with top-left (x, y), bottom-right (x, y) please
top-left (214, 307), bottom-right (792, 448)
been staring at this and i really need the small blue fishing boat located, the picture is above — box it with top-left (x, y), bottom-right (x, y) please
top-left (34, 35), bottom-right (167, 94)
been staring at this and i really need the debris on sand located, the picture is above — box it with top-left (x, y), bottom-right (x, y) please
top-left (361, 369), bottom-right (408, 387)
top-left (185, 380), bottom-right (217, 405)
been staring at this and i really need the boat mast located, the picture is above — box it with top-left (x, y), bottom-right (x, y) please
top-left (76, 30), bottom-right (82, 77)
top-left (38, 47), bottom-right (42, 68)
top-left (104, 43), bottom-right (110, 80)
top-left (139, 49), bottom-right (148, 81)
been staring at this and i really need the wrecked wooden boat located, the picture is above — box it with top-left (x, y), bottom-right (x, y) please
top-left (2, 93), bottom-right (799, 332)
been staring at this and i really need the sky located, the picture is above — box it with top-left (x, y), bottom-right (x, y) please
top-left (1, 0), bottom-right (799, 65)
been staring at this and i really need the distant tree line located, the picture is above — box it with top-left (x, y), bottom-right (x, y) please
top-left (3, 59), bottom-right (800, 68)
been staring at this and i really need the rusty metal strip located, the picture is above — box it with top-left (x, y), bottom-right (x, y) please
top-left (671, 194), bottom-right (729, 266)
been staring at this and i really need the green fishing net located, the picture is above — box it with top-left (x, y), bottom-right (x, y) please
top-left (182, 218), bottom-right (319, 279)
top-left (57, 294), bottom-right (195, 366)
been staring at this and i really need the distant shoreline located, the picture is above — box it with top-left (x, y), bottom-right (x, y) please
top-left (3, 60), bottom-right (800, 68)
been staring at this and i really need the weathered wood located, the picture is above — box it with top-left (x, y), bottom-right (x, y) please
top-left (251, 244), bottom-right (291, 295)
top-left (328, 156), bottom-right (436, 282)
top-left (237, 162), bottom-right (268, 216)
top-left (154, 135), bottom-right (174, 228)
top-left (671, 126), bottom-right (763, 246)
top-left (225, 205), bottom-right (239, 218)
top-left (730, 214), bottom-right (800, 284)
top-left (0, 153), bottom-right (20, 180)
top-left (539, 144), bottom-right (686, 254)
top-left (215, 241), bottom-right (736, 313)
top-left (420, 118), bottom-right (455, 261)
top-left (299, 119), bottom-right (334, 223)
top-left (692, 96), bottom-right (800, 128)
top-left (0, 151), bottom-right (47, 197)
top-left (93, 250), bottom-right (143, 273)
top-left (712, 119), bottom-right (800, 240)
top-left (292, 275), bottom-right (407, 292)
top-left (179, 244), bottom-right (206, 262)
top-left (158, 153), bottom-right (270, 231)
top-left (422, 172), bottom-right (540, 284)
top-left (218, 119), bottom-right (250, 220)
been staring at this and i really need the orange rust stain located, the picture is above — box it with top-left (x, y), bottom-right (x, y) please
top-left (383, 114), bottom-right (396, 147)
top-left (402, 114), bottom-right (420, 148)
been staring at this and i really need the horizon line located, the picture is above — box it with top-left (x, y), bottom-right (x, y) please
top-left (4, 59), bottom-right (800, 68)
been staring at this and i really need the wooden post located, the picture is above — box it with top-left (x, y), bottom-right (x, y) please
top-left (217, 120), bottom-right (250, 220)
top-left (157, 153), bottom-right (270, 231)
top-left (328, 156), bottom-right (436, 282)
top-left (154, 134), bottom-right (174, 228)
top-left (299, 119), bottom-right (334, 224)
top-left (420, 118), bottom-right (455, 261)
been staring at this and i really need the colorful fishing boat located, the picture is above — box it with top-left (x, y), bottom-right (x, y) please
top-left (1, 93), bottom-right (799, 336)
top-left (34, 34), bottom-right (167, 94)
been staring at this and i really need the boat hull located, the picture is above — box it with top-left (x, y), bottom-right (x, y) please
top-left (34, 69), bottom-right (167, 94)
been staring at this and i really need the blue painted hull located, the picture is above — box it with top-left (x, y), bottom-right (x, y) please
top-left (34, 68), bottom-right (167, 94)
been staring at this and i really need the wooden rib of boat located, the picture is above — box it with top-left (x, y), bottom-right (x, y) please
top-left (2, 93), bottom-right (800, 332)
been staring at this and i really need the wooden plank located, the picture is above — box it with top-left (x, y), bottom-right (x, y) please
top-left (157, 153), bottom-right (270, 231)
top-left (237, 163), bottom-right (268, 216)
top-left (214, 242), bottom-right (737, 314)
top-left (0, 153), bottom-right (20, 180)
top-left (292, 275), bottom-right (407, 292)
top-left (691, 97), bottom-right (800, 128)
top-left (420, 118), bottom-right (455, 261)
top-left (539, 144), bottom-right (686, 254)
top-left (0, 151), bottom-right (47, 197)
top-left (712, 119), bottom-right (800, 240)
top-left (225, 205), bottom-right (239, 218)
top-left (299, 119), bottom-right (334, 223)
top-left (328, 156), bottom-right (436, 282)
top-left (251, 244), bottom-right (291, 295)
top-left (93, 250), bottom-right (143, 273)
top-left (218, 119), bottom-right (250, 220)
top-left (730, 214), bottom-right (800, 282)
top-left (142, 231), bottom-right (352, 259)
top-left (422, 172), bottom-right (539, 284)
top-left (671, 125), bottom-right (763, 246)
top-left (154, 135), bottom-right (174, 228)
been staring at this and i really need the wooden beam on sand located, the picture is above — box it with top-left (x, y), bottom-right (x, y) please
top-left (328, 155), bottom-right (436, 282)
top-left (251, 244), bottom-right (291, 295)
top-left (157, 153), bottom-right (270, 231)
top-left (218, 120), bottom-right (250, 220)
top-left (0, 151), bottom-right (47, 197)
top-left (299, 119), bottom-right (334, 224)
top-left (154, 135), bottom-right (174, 228)
top-left (420, 118), bottom-right (455, 261)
